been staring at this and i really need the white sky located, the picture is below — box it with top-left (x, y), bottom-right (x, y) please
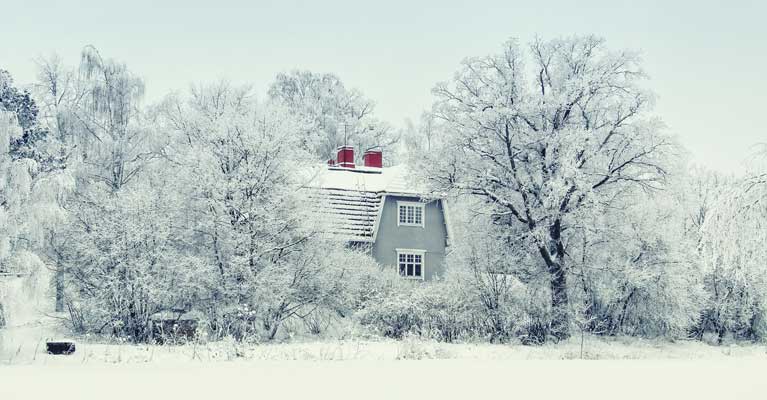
top-left (2, 0), bottom-right (765, 173)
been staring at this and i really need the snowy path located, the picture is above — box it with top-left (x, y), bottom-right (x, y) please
top-left (1, 359), bottom-right (766, 400)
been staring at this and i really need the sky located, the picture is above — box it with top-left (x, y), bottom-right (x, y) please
top-left (1, 0), bottom-right (765, 173)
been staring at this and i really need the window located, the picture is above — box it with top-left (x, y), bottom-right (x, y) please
top-left (396, 249), bottom-right (425, 280)
top-left (397, 201), bottom-right (424, 227)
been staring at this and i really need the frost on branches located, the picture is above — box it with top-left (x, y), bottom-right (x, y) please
top-left (55, 73), bottom-right (383, 342)
top-left (268, 70), bottom-right (397, 162)
top-left (0, 111), bottom-right (70, 274)
top-left (421, 36), bottom-right (676, 340)
top-left (159, 83), bottom-right (369, 340)
top-left (697, 157), bottom-right (767, 342)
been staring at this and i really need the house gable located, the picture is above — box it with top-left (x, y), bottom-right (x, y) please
top-left (372, 195), bottom-right (448, 281)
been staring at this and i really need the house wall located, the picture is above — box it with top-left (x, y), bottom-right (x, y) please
top-left (372, 195), bottom-right (448, 281)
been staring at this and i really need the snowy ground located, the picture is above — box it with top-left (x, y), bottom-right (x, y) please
top-left (4, 318), bottom-right (767, 364)
top-left (2, 356), bottom-right (766, 400)
top-left (2, 295), bottom-right (767, 400)
top-left (2, 321), bottom-right (767, 400)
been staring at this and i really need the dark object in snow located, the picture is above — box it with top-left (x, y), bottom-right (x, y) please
top-left (150, 311), bottom-right (201, 344)
top-left (46, 340), bottom-right (76, 355)
top-left (0, 302), bottom-right (5, 329)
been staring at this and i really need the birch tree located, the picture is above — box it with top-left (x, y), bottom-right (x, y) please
top-left (424, 36), bottom-right (675, 339)
top-left (268, 70), bottom-right (397, 162)
top-left (74, 46), bottom-right (151, 192)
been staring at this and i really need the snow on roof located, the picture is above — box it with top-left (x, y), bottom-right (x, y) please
top-left (302, 165), bottom-right (428, 242)
top-left (307, 188), bottom-right (381, 242)
top-left (309, 164), bottom-right (425, 196)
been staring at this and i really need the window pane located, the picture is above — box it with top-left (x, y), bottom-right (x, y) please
top-left (414, 255), bottom-right (421, 263)
top-left (415, 207), bottom-right (422, 224)
top-left (399, 263), bottom-right (406, 275)
top-left (415, 264), bottom-right (421, 277)
top-left (407, 264), bottom-right (413, 276)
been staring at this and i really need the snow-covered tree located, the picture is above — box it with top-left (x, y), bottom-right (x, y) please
top-left (422, 36), bottom-right (676, 339)
top-left (697, 156), bottom-right (767, 342)
top-left (0, 112), bottom-right (71, 335)
top-left (74, 45), bottom-right (152, 192)
top-left (268, 70), bottom-right (397, 162)
top-left (161, 83), bottom-right (380, 340)
top-left (569, 185), bottom-right (704, 338)
top-left (0, 67), bottom-right (72, 277)
top-left (45, 47), bottom-right (172, 337)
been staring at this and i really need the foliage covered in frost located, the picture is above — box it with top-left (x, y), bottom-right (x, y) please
top-left (43, 59), bottom-right (387, 342)
top-left (417, 36), bottom-right (677, 339)
top-left (696, 158), bottom-right (767, 342)
top-left (2, 37), bottom-right (767, 346)
top-left (268, 70), bottom-right (397, 162)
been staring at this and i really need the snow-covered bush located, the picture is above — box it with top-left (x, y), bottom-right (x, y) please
top-left (59, 184), bottom-right (213, 341)
top-left (357, 270), bottom-right (534, 343)
top-left (567, 187), bottom-right (706, 339)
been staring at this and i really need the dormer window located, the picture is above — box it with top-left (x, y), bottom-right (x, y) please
top-left (397, 201), bottom-right (424, 227)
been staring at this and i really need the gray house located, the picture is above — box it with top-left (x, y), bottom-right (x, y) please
top-left (307, 146), bottom-right (452, 281)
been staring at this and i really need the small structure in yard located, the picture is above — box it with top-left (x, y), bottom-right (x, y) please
top-left (46, 339), bottom-right (76, 355)
top-left (150, 311), bottom-right (202, 343)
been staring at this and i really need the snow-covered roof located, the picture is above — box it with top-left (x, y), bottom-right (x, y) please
top-left (303, 165), bottom-right (429, 242)
top-left (309, 165), bottom-right (424, 196)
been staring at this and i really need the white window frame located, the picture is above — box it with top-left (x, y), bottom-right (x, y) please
top-left (397, 201), bottom-right (425, 228)
top-left (395, 248), bottom-right (426, 280)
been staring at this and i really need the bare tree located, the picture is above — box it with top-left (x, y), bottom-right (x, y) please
top-left (75, 45), bottom-right (151, 191)
top-left (424, 36), bottom-right (675, 339)
top-left (268, 70), bottom-right (397, 162)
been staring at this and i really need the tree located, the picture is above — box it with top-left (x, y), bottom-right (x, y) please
top-left (268, 70), bottom-right (397, 162)
top-left (569, 184), bottom-right (704, 338)
top-left (48, 47), bottom-right (168, 336)
top-left (0, 70), bottom-right (39, 137)
top-left (31, 54), bottom-right (80, 312)
top-left (74, 45), bottom-right (151, 192)
top-left (0, 111), bottom-right (71, 336)
top-left (697, 156), bottom-right (767, 342)
top-left (422, 36), bottom-right (675, 339)
top-left (0, 69), bottom-right (63, 171)
top-left (160, 83), bottom-right (379, 340)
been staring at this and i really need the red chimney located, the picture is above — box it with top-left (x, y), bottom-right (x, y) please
top-left (363, 148), bottom-right (382, 168)
top-left (336, 145), bottom-right (355, 168)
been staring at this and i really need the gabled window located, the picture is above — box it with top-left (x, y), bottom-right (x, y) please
top-left (397, 201), bottom-right (425, 227)
top-left (396, 249), bottom-right (425, 280)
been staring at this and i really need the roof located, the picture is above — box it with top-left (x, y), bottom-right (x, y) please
top-left (303, 165), bottom-right (431, 242)
top-left (310, 164), bottom-right (425, 196)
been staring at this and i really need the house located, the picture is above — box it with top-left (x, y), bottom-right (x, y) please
top-left (305, 146), bottom-right (451, 281)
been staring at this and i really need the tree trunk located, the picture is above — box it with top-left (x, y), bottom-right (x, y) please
top-left (549, 261), bottom-right (570, 340)
top-left (55, 265), bottom-right (64, 313)
top-left (539, 219), bottom-right (570, 340)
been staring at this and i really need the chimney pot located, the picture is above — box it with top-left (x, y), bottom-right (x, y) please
top-left (336, 145), bottom-right (355, 168)
top-left (363, 148), bottom-right (383, 168)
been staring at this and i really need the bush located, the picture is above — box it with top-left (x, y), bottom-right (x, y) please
top-left (357, 270), bottom-right (537, 343)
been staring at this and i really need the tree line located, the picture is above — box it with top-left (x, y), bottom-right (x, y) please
top-left (1, 36), bottom-right (765, 344)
